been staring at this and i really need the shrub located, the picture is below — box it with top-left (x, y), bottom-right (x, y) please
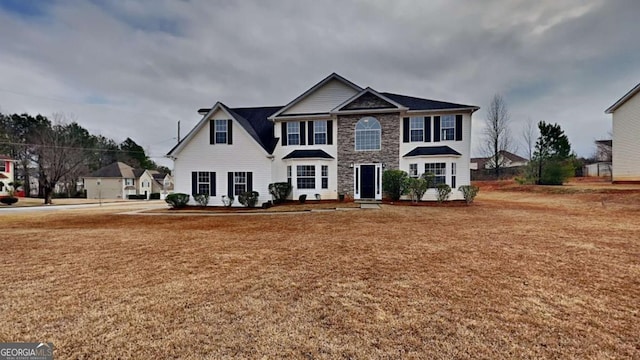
top-left (165, 193), bottom-right (190, 208)
top-left (436, 184), bottom-right (451, 203)
top-left (127, 194), bottom-right (146, 200)
top-left (406, 177), bottom-right (428, 202)
top-left (238, 191), bottom-right (260, 207)
top-left (299, 194), bottom-right (307, 204)
top-left (382, 170), bottom-right (409, 201)
top-left (262, 201), bottom-right (272, 209)
top-left (193, 193), bottom-right (210, 206)
top-left (0, 197), bottom-right (18, 206)
top-left (421, 172), bottom-right (436, 188)
top-left (268, 182), bottom-right (292, 204)
top-left (338, 193), bottom-right (345, 202)
top-left (149, 193), bottom-right (161, 200)
top-left (221, 195), bottom-right (234, 207)
top-left (458, 185), bottom-right (479, 204)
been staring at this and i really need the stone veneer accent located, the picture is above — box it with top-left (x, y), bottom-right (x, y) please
top-left (337, 112), bottom-right (400, 196)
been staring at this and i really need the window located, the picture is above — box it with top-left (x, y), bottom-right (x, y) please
top-left (124, 178), bottom-right (134, 186)
top-left (234, 172), bottom-right (247, 195)
top-left (425, 163), bottom-right (446, 186)
top-left (215, 119), bottom-right (227, 144)
top-left (314, 120), bottom-right (327, 145)
top-left (409, 163), bottom-right (418, 178)
top-left (355, 117), bottom-right (381, 151)
top-left (410, 117), bottom-right (424, 142)
top-left (441, 115), bottom-right (455, 141)
top-left (451, 163), bottom-right (457, 189)
top-left (287, 122), bottom-right (300, 145)
top-left (296, 165), bottom-right (315, 189)
top-left (321, 165), bottom-right (328, 189)
top-left (287, 165), bottom-right (292, 186)
top-left (0, 162), bottom-right (5, 172)
top-left (197, 172), bottom-right (211, 195)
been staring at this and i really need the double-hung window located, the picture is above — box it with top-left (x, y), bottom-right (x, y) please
top-left (321, 165), bottom-right (328, 189)
top-left (425, 163), bottom-right (446, 186)
top-left (215, 119), bottom-right (228, 144)
top-left (441, 115), bottom-right (455, 141)
top-left (410, 117), bottom-right (424, 142)
top-left (296, 165), bottom-right (315, 189)
top-left (314, 121), bottom-right (327, 145)
top-left (287, 166), bottom-right (292, 186)
top-left (197, 172), bottom-right (211, 195)
top-left (409, 163), bottom-right (418, 178)
top-left (0, 162), bottom-right (6, 172)
top-left (124, 178), bottom-right (134, 186)
top-left (451, 163), bottom-right (457, 189)
top-left (234, 172), bottom-right (247, 195)
top-left (287, 122), bottom-right (300, 145)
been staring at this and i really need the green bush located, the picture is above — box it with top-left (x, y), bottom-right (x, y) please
top-left (221, 195), bottom-right (234, 207)
top-left (298, 194), bottom-right (307, 204)
top-left (406, 177), bottom-right (428, 202)
top-left (238, 191), bottom-right (260, 207)
top-left (0, 197), bottom-right (19, 206)
top-left (165, 193), bottom-right (190, 208)
top-left (127, 194), bottom-right (146, 200)
top-left (458, 185), bottom-right (479, 204)
top-left (539, 160), bottom-right (575, 185)
top-left (436, 184), bottom-right (451, 203)
top-left (382, 170), bottom-right (409, 201)
top-left (421, 172), bottom-right (436, 188)
top-left (149, 193), bottom-right (161, 200)
top-left (268, 182), bottom-right (292, 204)
top-left (193, 193), bottom-right (209, 206)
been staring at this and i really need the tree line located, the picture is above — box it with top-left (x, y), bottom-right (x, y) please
top-left (0, 112), bottom-right (169, 204)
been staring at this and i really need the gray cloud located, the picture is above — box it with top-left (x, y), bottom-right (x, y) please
top-left (0, 0), bottom-right (638, 164)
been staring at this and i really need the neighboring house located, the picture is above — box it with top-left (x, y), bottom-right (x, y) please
top-left (136, 169), bottom-right (160, 199)
top-left (583, 140), bottom-right (612, 178)
top-left (605, 82), bottom-right (640, 183)
top-left (0, 155), bottom-right (15, 196)
top-left (168, 73), bottom-right (479, 205)
top-left (84, 162), bottom-right (138, 199)
top-left (470, 150), bottom-right (528, 170)
top-left (153, 173), bottom-right (174, 199)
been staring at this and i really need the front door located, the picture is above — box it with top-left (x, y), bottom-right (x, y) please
top-left (360, 165), bottom-right (375, 199)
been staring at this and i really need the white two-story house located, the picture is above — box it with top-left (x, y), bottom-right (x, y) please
top-left (168, 73), bottom-right (479, 205)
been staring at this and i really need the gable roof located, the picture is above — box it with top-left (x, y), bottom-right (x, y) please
top-left (268, 73), bottom-right (362, 120)
top-left (88, 162), bottom-right (136, 178)
top-left (471, 150), bottom-right (528, 166)
top-left (404, 146), bottom-right (461, 157)
top-left (605, 82), bottom-right (640, 114)
top-left (382, 92), bottom-right (479, 112)
top-left (167, 103), bottom-right (282, 156)
top-left (282, 149), bottom-right (334, 160)
top-left (331, 87), bottom-right (407, 113)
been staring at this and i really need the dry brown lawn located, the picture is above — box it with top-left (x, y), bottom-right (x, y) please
top-left (1, 186), bottom-right (639, 359)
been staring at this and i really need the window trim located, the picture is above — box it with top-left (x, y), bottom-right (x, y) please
top-left (321, 165), bottom-right (328, 189)
top-left (355, 117), bottom-right (381, 151)
top-left (424, 163), bottom-right (446, 186)
top-left (215, 119), bottom-right (228, 144)
top-left (197, 171), bottom-right (211, 195)
top-left (409, 117), bottom-right (424, 142)
top-left (314, 120), bottom-right (327, 145)
top-left (287, 122), bottom-right (300, 146)
top-left (409, 163), bottom-right (418, 178)
top-left (296, 165), bottom-right (316, 189)
top-left (233, 171), bottom-right (247, 196)
top-left (441, 115), bottom-right (455, 141)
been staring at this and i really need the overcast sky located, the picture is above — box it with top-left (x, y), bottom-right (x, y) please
top-left (1, 0), bottom-right (638, 166)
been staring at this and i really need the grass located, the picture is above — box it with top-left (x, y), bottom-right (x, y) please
top-left (0, 186), bottom-right (639, 358)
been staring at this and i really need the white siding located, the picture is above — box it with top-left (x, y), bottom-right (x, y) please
top-left (612, 91), bottom-right (640, 182)
top-left (282, 79), bottom-right (359, 115)
top-left (173, 109), bottom-right (273, 206)
top-left (398, 112), bottom-right (473, 201)
top-left (85, 178), bottom-right (123, 199)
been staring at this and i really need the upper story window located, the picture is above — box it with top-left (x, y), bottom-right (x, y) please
top-left (314, 121), bottom-right (327, 145)
top-left (287, 122), bottom-right (300, 145)
top-left (215, 120), bottom-right (228, 144)
top-left (355, 117), bottom-right (381, 151)
top-left (124, 178), bottom-right (134, 186)
top-left (441, 115), bottom-right (455, 141)
top-left (410, 117), bottom-right (424, 142)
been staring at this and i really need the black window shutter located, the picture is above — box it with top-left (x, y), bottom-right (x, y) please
top-left (214, 120), bottom-right (216, 145)
top-left (402, 117), bottom-right (410, 143)
top-left (455, 115), bottom-right (463, 141)
top-left (307, 121), bottom-right (314, 145)
top-left (191, 171), bottom-right (198, 195)
top-left (327, 120), bottom-right (333, 145)
top-left (227, 172), bottom-right (233, 197)
top-left (424, 117), bottom-right (431, 142)
top-left (281, 122), bottom-right (288, 146)
top-left (247, 172), bottom-right (253, 192)
top-left (227, 119), bottom-right (233, 145)
top-left (209, 172), bottom-right (216, 196)
top-left (434, 116), bottom-right (441, 142)
top-left (300, 121), bottom-right (306, 145)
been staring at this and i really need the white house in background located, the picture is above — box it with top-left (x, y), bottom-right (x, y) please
top-left (470, 150), bottom-right (528, 170)
top-left (605, 82), bottom-right (640, 183)
top-left (0, 155), bottom-right (15, 196)
top-left (167, 73), bottom-right (479, 205)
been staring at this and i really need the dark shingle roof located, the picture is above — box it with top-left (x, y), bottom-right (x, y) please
top-left (88, 162), bottom-right (136, 178)
top-left (282, 149), bottom-right (334, 160)
top-left (404, 146), bottom-right (461, 157)
top-left (381, 92), bottom-right (478, 111)
top-left (226, 105), bottom-right (283, 153)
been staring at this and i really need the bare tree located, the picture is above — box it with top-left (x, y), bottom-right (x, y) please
top-left (34, 114), bottom-right (90, 204)
top-left (483, 94), bottom-right (515, 178)
top-left (520, 117), bottom-right (537, 160)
